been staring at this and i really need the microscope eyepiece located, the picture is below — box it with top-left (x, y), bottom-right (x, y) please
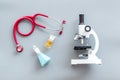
top-left (79, 14), bottom-right (84, 25)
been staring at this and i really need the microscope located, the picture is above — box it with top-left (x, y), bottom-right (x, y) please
top-left (71, 14), bottom-right (102, 65)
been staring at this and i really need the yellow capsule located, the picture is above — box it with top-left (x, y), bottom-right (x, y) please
top-left (45, 40), bottom-right (53, 48)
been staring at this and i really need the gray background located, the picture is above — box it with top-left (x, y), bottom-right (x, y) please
top-left (0, 0), bottom-right (120, 80)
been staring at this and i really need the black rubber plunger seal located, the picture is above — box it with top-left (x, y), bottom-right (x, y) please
top-left (85, 25), bottom-right (91, 32)
top-left (79, 14), bottom-right (84, 25)
top-left (74, 46), bottom-right (91, 50)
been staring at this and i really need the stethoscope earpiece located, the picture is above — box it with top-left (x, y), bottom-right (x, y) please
top-left (62, 20), bottom-right (66, 24)
top-left (59, 20), bottom-right (66, 35)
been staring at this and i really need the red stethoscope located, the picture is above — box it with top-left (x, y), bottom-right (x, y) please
top-left (13, 13), bottom-right (66, 53)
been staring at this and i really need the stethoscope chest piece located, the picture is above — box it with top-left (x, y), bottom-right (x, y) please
top-left (16, 45), bottom-right (23, 53)
top-left (71, 14), bottom-right (102, 65)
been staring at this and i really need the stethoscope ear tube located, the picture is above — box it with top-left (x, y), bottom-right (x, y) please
top-left (59, 20), bottom-right (66, 35)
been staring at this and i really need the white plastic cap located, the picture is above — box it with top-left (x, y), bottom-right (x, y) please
top-left (33, 45), bottom-right (41, 54)
top-left (49, 35), bottom-right (56, 41)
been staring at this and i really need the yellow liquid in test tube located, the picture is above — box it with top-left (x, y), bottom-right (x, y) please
top-left (45, 40), bottom-right (53, 48)
top-left (45, 35), bottom-right (56, 48)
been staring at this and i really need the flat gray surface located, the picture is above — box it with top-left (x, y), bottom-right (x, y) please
top-left (0, 0), bottom-right (120, 80)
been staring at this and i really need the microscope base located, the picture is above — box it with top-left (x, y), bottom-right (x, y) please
top-left (71, 58), bottom-right (101, 65)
